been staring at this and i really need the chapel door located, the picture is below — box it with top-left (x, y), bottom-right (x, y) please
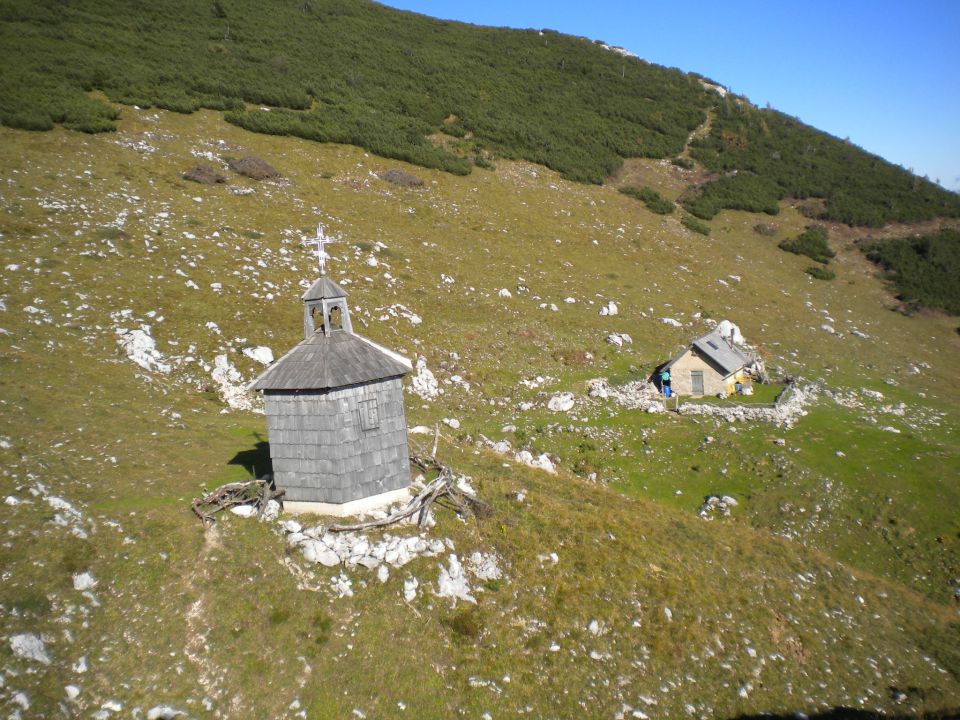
top-left (691, 371), bottom-right (704, 395)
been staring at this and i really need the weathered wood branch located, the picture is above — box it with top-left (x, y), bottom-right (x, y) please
top-left (327, 453), bottom-right (490, 532)
top-left (191, 451), bottom-right (487, 531)
top-left (191, 478), bottom-right (284, 527)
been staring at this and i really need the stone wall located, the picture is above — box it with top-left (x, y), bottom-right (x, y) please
top-left (264, 378), bottom-right (410, 503)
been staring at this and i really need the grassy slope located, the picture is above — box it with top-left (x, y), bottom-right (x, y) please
top-left (0, 109), bottom-right (958, 717)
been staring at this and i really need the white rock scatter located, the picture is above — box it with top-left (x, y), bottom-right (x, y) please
top-left (588, 379), bottom-right (664, 413)
top-left (547, 392), bottom-right (575, 412)
top-left (681, 381), bottom-right (821, 428)
top-left (72, 571), bottom-right (98, 591)
top-left (9, 634), bottom-right (51, 665)
top-left (147, 705), bottom-right (187, 720)
top-left (242, 345), bottom-right (274, 365)
top-left (599, 301), bottom-right (618, 316)
top-left (468, 552), bottom-right (503, 581)
top-left (698, 495), bottom-right (739, 519)
top-left (116, 326), bottom-right (172, 374)
top-left (605, 332), bottom-right (632, 347)
top-left (514, 450), bottom-right (556, 474)
top-left (410, 356), bottom-right (439, 400)
top-left (436, 554), bottom-right (476, 604)
top-left (211, 354), bottom-right (260, 412)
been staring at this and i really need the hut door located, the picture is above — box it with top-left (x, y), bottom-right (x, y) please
top-left (691, 371), bottom-right (704, 395)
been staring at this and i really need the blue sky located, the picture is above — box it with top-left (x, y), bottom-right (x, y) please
top-left (383, 1), bottom-right (960, 191)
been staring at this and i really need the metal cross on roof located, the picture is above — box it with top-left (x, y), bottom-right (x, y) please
top-left (307, 223), bottom-right (337, 276)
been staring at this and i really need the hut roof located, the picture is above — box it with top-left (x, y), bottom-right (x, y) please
top-left (250, 331), bottom-right (411, 391)
top-left (665, 327), bottom-right (750, 376)
top-left (301, 276), bottom-right (348, 301)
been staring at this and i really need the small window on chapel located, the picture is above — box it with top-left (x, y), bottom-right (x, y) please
top-left (329, 305), bottom-right (343, 331)
top-left (358, 398), bottom-right (380, 431)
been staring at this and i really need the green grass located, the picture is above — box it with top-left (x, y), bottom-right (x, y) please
top-left (0, 109), bottom-right (959, 716)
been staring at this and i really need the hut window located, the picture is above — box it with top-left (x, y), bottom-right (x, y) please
top-left (358, 398), bottom-right (380, 431)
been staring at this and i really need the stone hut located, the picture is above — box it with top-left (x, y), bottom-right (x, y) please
top-left (250, 275), bottom-right (413, 515)
top-left (659, 326), bottom-right (750, 396)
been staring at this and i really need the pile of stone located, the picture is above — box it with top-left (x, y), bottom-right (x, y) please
top-left (698, 495), bottom-right (738, 519)
top-left (588, 378), bottom-right (664, 413)
top-left (182, 164), bottom-right (227, 184)
top-left (226, 156), bottom-right (282, 180)
top-left (379, 168), bottom-right (424, 187)
top-left (282, 519), bottom-right (448, 569)
top-left (682, 381), bottom-right (820, 428)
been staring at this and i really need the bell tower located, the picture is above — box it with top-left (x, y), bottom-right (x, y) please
top-left (302, 276), bottom-right (352, 339)
top-left (301, 222), bottom-right (352, 339)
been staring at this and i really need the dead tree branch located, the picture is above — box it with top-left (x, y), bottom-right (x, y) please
top-left (327, 453), bottom-right (490, 533)
top-left (191, 478), bottom-right (284, 527)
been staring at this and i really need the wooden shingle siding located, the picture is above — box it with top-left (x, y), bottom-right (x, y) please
top-left (264, 378), bottom-right (409, 504)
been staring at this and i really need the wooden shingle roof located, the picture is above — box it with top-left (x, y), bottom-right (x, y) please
top-left (301, 276), bottom-right (347, 301)
top-left (250, 331), bottom-right (411, 391)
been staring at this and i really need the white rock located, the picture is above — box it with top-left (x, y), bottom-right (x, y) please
top-left (599, 301), bottom-right (618, 316)
top-left (409, 425), bottom-right (433, 434)
top-left (587, 619), bottom-right (600, 636)
top-left (73, 572), bottom-right (97, 591)
top-left (468, 552), bottom-right (503, 581)
top-left (436, 554), bottom-right (476, 604)
top-left (498, 288), bottom-right (512, 298)
top-left (443, 417), bottom-right (460, 430)
top-left (212, 354), bottom-right (256, 412)
top-left (282, 520), bottom-right (302, 534)
top-left (377, 565), bottom-right (390, 583)
top-left (301, 540), bottom-right (321, 563)
top-left (116, 326), bottom-right (171, 374)
top-left (261, 499), bottom-right (280, 520)
top-left (66, 685), bottom-right (81, 701)
top-left (331, 573), bottom-right (353, 598)
top-left (660, 317), bottom-right (682, 328)
top-left (547, 392), bottom-right (575, 412)
top-left (10, 633), bottom-right (51, 665)
top-left (230, 505), bottom-right (257, 518)
top-left (403, 577), bottom-right (419, 601)
top-left (73, 656), bottom-right (88, 673)
top-left (242, 346), bottom-right (274, 365)
top-left (147, 705), bottom-right (186, 720)
top-left (715, 319), bottom-right (745, 345)
top-left (410, 356), bottom-right (439, 400)
top-left (5, 495), bottom-right (20, 505)
top-left (514, 450), bottom-right (556, 474)
top-left (663, 607), bottom-right (673, 622)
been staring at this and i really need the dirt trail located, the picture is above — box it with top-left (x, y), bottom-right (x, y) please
top-left (680, 109), bottom-right (714, 159)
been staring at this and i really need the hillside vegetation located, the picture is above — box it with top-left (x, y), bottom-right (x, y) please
top-left (1, 108), bottom-right (959, 718)
top-left (2, 0), bottom-right (959, 227)
top-left (865, 229), bottom-right (960, 315)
